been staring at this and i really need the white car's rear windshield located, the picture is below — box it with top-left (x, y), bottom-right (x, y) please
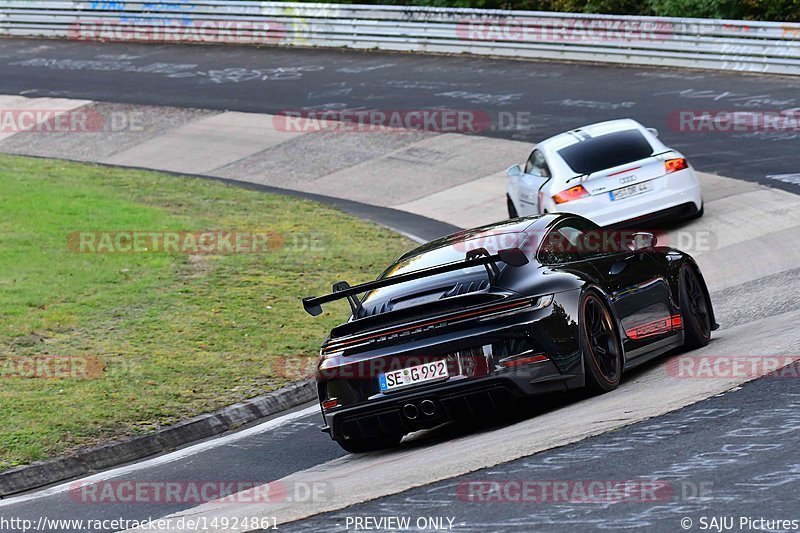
top-left (558, 129), bottom-right (654, 175)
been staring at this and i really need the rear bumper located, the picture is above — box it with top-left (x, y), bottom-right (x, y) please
top-left (607, 201), bottom-right (701, 229)
top-left (321, 362), bottom-right (579, 441)
top-left (317, 291), bottom-right (586, 442)
top-left (549, 168), bottom-right (702, 227)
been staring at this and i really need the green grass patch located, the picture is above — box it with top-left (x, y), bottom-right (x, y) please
top-left (0, 154), bottom-right (413, 470)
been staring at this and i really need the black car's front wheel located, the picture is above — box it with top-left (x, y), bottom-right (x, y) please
top-left (580, 292), bottom-right (623, 393)
top-left (335, 433), bottom-right (403, 453)
top-left (679, 265), bottom-right (712, 350)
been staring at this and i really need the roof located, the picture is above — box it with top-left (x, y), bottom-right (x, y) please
top-left (538, 118), bottom-right (648, 153)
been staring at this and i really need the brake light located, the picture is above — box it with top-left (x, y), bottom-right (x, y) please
top-left (665, 158), bottom-right (688, 174)
top-left (608, 165), bottom-right (641, 177)
top-left (499, 353), bottom-right (549, 367)
top-left (552, 185), bottom-right (589, 204)
top-left (322, 398), bottom-right (339, 410)
top-left (322, 299), bottom-right (533, 354)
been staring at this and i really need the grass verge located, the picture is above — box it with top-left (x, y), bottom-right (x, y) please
top-left (0, 154), bottom-right (413, 470)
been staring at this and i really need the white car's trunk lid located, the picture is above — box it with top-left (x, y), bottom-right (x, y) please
top-left (581, 155), bottom-right (667, 196)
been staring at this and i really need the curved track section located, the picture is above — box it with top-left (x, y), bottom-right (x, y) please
top-left (0, 37), bottom-right (798, 532)
top-left (287, 368), bottom-right (800, 532)
top-left (0, 38), bottom-right (799, 191)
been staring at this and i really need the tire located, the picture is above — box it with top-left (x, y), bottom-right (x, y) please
top-left (688, 203), bottom-right (704, 220)
top-left (580, 291), bottom-right (623, 394)
top-left (679, 265), bottom-right (712, 350)
top-left (507, 195), bottom-right (519, 219)
top-left (335, 433), bottom-right (403, 453)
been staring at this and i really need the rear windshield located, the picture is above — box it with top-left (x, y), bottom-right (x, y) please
top-left (363, 231), bottom-right (529, 305)
top-left (382, 232), bottom-right (527, 279)
top-left (557, 129), bottom-right (654, 175)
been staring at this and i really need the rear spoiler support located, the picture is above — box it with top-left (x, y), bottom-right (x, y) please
top-left (332, 281), bottom-right (362, 317)
top-left (467, 248), bottom-right (500, 284)
top-left (301, 247), bottom-right (528, 317)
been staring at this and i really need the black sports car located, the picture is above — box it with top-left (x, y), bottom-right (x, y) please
top-left (302, 213), bottom-right (718, 453)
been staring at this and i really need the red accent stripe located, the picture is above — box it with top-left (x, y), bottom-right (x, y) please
top-left (626, 314), bottom-right (683, 340)
top-left (608, 166), bottom-right (642, 177)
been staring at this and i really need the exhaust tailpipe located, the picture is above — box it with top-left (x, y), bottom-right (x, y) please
top-left (420, 400), bottom-right (437, 416)
top-left (402, 403), bottom-right (419, 420)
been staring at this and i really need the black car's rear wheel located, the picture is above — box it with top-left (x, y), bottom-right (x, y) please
top-left (507, 195), bottom-right (519, 219)
top-left (335, 433), bottom-right (403, 453)
top-left (679, 265), bottom-right (711, 349)
top-left (581, 292), bottom-right (623, 393)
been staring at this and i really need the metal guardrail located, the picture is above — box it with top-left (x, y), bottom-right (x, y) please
top-left (1, 1), bottom-right (799, 75)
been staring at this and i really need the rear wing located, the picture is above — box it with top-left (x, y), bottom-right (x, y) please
top-left (301, 247), bottom-right (528, 316)
top-left (565, 150), bottom-right (674, 184)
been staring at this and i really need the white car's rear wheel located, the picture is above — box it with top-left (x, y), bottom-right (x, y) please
top-left (507, 195), bottom-right (519, 219)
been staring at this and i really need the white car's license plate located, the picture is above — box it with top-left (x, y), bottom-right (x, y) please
top-left (610, 181), bottom-right (654, 201)
top-left (379, 360), bottom-right (448, 392)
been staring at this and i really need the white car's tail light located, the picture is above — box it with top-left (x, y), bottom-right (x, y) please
top-left (665, 158), bottom-right (689, 174)
top-left (322, 398), bottom-right (339, 410)
top-left (553, 185), bottom-right (589, 204)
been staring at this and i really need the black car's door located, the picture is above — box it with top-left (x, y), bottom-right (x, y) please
top-left (539, 218), bottom-right (676, 361)
top-left (586, 232), bottom-right (678, 359)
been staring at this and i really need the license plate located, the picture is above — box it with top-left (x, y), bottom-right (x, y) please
top-left (379, 360), bottom-right (448, 392)
top-left (610, 181), bottom-right (653, 201)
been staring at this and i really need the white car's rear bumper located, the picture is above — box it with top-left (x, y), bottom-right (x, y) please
top-left (546, 168), bottom-right (703, 227)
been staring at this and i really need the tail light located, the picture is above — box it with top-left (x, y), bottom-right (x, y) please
top-left (322, 398), bottom-right (339, 410)
top-left (499, 352), bottom-right (549, 367)
top-left (322, 299), bottom-right (533, 354)
top-left (665, 158), bottom-right (689, 174)
top-left (552, 185), bottom-right (589, 204)
top-left (538, 190), bottom-right (545, 213)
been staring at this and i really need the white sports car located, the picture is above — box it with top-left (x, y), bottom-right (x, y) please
top-left (506, 119), bottom-right (703, 227)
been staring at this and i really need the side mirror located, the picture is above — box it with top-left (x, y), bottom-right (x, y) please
top-left (646, 127), bottom-right (659, 138)
top-left (630, 232), bottom-right (657, 254)
top-left (506, 164), bottom-right (522, 177)
top-left (498, 247), bottom-right (529, 267)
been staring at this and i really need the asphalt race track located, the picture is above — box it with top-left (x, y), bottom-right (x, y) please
top-left (0, 405), bottom-right (343, 531)
top-left (0, 38), bottom-right (799, 191)
top-left (285, 367), bottom-right (800, 532)
top-left (1, 38), bottom-right (799, 533)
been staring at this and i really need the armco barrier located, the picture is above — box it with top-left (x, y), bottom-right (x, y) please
top-left (0, 1), bottom-right (798, 75)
